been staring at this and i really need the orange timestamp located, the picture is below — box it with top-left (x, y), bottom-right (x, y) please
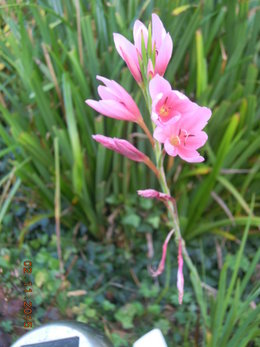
top-left (23, 260), bottom-right (33, 329)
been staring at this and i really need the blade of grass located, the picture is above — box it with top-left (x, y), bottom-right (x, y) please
top-left (185, 114), bottom-right (239, 235)
top-left (217, 176), bottom-right (252, 216)
top-left (54, 137), bottom-right (64, 277)
top-left (196, 29), bottom-right (207, 99)
top-left (0, 177), bottom-right (21, 228)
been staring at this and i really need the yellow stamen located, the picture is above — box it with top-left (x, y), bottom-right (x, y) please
top-left (159, 105), bottom-right (169, 117)
top-left (170, 136), bottom-right (181, 147)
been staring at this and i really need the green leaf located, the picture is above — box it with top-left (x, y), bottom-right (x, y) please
top-left (172, 5), bottom-right (196, 16)
top-left (115, 302), bottom-right (144, 329)
top-left (186, 114), bottom-right (239, 236)
top-left (147, 215), bottom-right (160, 229)
top-left (196, 29), bottom-right (207, 98)
top-left (122, 214), bottom-right (141, 228)
top-left (35, 269), bottom-right (49, 287)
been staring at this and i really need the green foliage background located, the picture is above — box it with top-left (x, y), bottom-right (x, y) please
top-left (0, 0), bottom-right (259, 346)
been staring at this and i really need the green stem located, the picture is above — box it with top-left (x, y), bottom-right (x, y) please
top-left (157, 152), bottom-right (202, 292)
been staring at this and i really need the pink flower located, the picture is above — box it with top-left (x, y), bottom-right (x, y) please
top-left (149, 75), bottom-right (207, 125)
top-left (150, 14), bottom-right (173, 76)
top-left (137, 189), bottom-right (173, 202)
top-left (86, 76), bottom-right (142, 123)
top-left (92, 135), bottom-right (147, 162)
top-left (154, 116), bottom-right (209, 162)
top-left (177, 239), bottom-right (184, 305)
top-left (150, 76), bottom-right (211, 163)
top-left (113, 33), bottom-right (142, 83)
top-left (113, 14), bottom-right (173, 82)
top-left (93, 135), bottom-right (160, 177)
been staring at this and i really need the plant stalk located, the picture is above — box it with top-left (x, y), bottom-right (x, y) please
top-left (142, 82), bottom-right (204, 305)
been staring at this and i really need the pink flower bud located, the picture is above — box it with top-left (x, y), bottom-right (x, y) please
top-left (86, 76), bottom-right (142, 123)
top-left (113, 33), bottom-right (142, 83)
top-left (151, 14), bottom-right (173, 76)
top-left (92, 135), bottom-right (147, 163)
top-left (137, 189), bottom-right (173, 202)
top-left (114, 14), bottom-right (173, 82)
top-left (147, 59), bottom-right (155, 79)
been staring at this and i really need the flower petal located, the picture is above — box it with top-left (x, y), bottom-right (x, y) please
top-left (147, 58), bottom-right (155, 78)
top-left (113, 33), bottom-right (142, 82)
top-left (149, 75), bottom-right (171, 100)
top-left (97, 85), bottom-right (118, 101)
top-left (152, 13), bottom-right (166, 49)
top-left (185, 131), bottom-right (208, 150)
top-left (85, 99), bottom-right (106, 114)
top-left (133, 19), bottom-right (148, 53)
top-left (167, 90), bottom-right (191, 112)
top-left (87, 99), bottom-right (137, 122)
top-left (97, 75), bottom-right (141, 119)
top-left (155, 33), bottom-right (173, 75)
top-left (137, 189), bottom-right (159, 199)
top-left (179, 107), bottom-right (212, 132)
top-left (137, 189), bottom-right (173, 202)
top-left (114, 138), bottom-right (147, 162)
top-left (153, 125), bottom-right (169, 143)
top-left (92, 134), bottom-right (116, 151)
top-left (92, 135), bottom-right (147, 162)
top-left (164, 139), bottom-right (178, 157)
top-left (121, 49), bottom-right (142, 83)
top-left (177, 146), bottom-right (204, 163)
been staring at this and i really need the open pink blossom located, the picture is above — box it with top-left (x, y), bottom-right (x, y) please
top-left (92, 135), bottom-right (147, 162)
top-left (149, 75), bottom-right (210, 126)
top-left (177, 239), bottom-right (184, 305)
top-left (86, 76), bottom-right (142, 123)
top-left (151, 76), bottom-right (211, 162)
top-left (113, 14), bottom-right (173, 82)
top-left (153, 115), bottom-right (210, 162)
top-left (137, 189), bottom-right (173, 202)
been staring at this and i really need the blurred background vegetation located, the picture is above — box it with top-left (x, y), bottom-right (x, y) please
top-left (0, 0), bottom-right (259, 346)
